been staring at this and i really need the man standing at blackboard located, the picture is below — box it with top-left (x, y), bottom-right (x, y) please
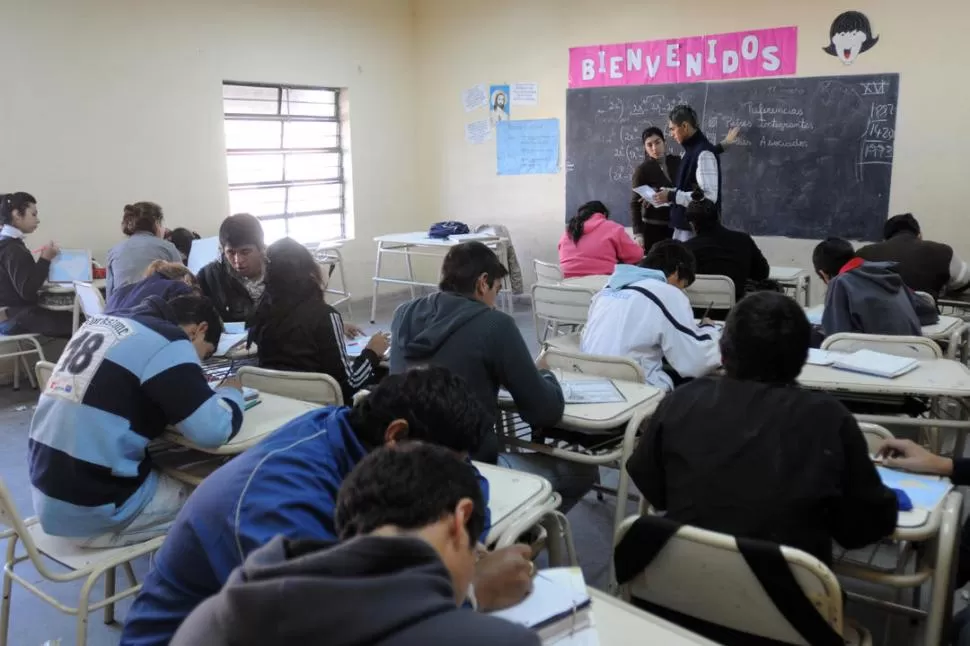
top-left (656, 105), bottom-right (721, 242)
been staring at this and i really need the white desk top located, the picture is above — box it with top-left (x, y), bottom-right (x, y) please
top-left (374, 231), bottom-right (499, 246)
top-left (41, 278), bottom-right (107, 293)
top-left (162, 392), bottom-right (321, 455)
top-left (499, 379), bottom-right (664, 431)
top-left (803, 305), bottom-right (964, 340)
top-left (589, 589), bottom-right (719, 645)
top-left (798, 357), bottom-right (970, 398)
top-left (769, 266), bottom-right (809, 281)
top-left (475, 462), bottom-right (553, 545)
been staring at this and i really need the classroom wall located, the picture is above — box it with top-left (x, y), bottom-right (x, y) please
top-left (0, 0), bottom-right (419, 302)
top-left (412, 0), bottom-right (969, 302)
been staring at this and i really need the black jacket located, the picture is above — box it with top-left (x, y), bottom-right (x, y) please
top-left (627, 376), bottom-right (898, 565)
top-left (171, 535), bottom-right (539, 646)
top-left (249, 297), bottom-right (381, 404)
top-left (198, 259), bottom-right (256, 323)
top-left (685, 224), bottom-right (770, 301)
top-left (0, 236), bottom-right (50, 313)
top-left (857, 232), bottom-right (956, 301)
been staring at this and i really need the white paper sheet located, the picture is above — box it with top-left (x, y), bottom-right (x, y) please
top-left (806, 348), bottom-right (837, 366)
top-left (215, 332), bottom-right (247, 358)
top-left (511, 82), bottom-right (539, 106)
top-left (465, 119), bottom-right (492, 145)
top-left (48, 249), bottom-right (92, 283)
top-left (560, 379), bottom-right (625, 404)
top-left (490, 568), bottom-right (590, 628)
top-left (187, 236), bottom-right (220, 275)
top-left (462, 84), bottom-right (488, 112)
top-left (632, 184), bottom-right (658, 202)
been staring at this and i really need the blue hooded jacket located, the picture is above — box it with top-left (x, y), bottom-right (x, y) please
top-left (120, 406), bottom-right (490, 646)
top-left (105, 272), bottom-right (193, 315)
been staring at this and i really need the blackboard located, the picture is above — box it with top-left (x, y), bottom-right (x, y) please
top-left (565, 74), bottom-right (899, 240)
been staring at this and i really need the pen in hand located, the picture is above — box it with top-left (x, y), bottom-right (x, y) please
top-left (700, 301), bottom-right (714, 322)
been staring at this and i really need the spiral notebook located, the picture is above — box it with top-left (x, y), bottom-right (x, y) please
top-left (831, 349), bottom-right (919, 379)
top-left (490, 568), bottom-right (596, 644)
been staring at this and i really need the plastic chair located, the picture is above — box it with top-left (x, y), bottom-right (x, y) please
top-left (71, 282), bottom-right (105, 333)
top-left (686, 275), bottom-right (736, 311)
top-left (530, 284), bottom-right (596, 345)
top-left (237, 366), bottom-right (344, 406)
top-left (0, 325), bottom-right (45, 390)
top-left (310, 243), bottom-right (353, 318)
top-left (533, 260), bottom-right (564, 285)
top-left (34, 361), bottom-right (54, 390)
top-left (0, 476), bottom-right (163, 646)
top-left (537, 347), bottom-right (645, 383)
top-left (614, 516), bottom-right (871, 645)
top-left (821, 333), bottom-right (942, 360)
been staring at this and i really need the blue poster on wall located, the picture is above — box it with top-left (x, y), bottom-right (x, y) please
top-left (497, 119), bottom-right (560, 176)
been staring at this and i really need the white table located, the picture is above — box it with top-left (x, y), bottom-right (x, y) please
top-left (804, 305), bottom-right (970, 361)
top-left (498, 379), bottom-right (665, 537)
top-left (370, 231), bottom-right (511, 323)
top-left (769, 266), bottom-right (811, 306)
top-left (161, 392), bottom-right (321, 455)
top-left (589, 589), bottom-right (719, 645)
top-left (475, 462), bottom-right (557, 550)
top-left (39, 278), bottom-right (107, 312)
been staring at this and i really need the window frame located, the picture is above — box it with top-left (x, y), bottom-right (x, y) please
top-left (223, 80), bottom-right (346, 242)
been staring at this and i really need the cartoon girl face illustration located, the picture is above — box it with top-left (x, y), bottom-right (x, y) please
top-left (823, 11), bottom-right (879, 65)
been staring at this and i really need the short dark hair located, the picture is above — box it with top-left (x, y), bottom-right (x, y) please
top-left (438, 241), bottom-right (509, 295)
top-left (167, 227), bottom-right (200, 259)
top-left (166, 294), bottom-right (224, 346)
top-left (641, 127), bottom-right (665, 143)
top-left (123, 202), bottom-right (164, 236)
top-left (219, 213), bottom-right (265, 249)
top-left (883, 213), bottom-right (920, 240)
top-left (669, 104), bottom-right (698, 129)
top-left (335, 442), bottom-right (486, 543)
top-left (720, 292), bottom-right (810, 384)
top-left (0, 192), bottom-right (36, 225)
top-left (346, 366), bottom-right (488, 452)
top-left (640, 239), bottom-right (696, 285)
top-left (812, 237), bottom-right (856, 277)
top-left (686, 189), bottom-right (718, 234)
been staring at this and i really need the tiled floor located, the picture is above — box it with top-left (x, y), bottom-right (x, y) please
top-left (0, 293), bottom-right (961, 645)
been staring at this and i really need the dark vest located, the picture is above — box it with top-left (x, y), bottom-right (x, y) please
top-left (670, 130), bottom-right (720, 231)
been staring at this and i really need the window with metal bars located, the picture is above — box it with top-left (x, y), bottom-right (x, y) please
top-left (223, 82), bottom-right (346, 244)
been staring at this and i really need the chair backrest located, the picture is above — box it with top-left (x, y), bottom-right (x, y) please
top-left (0, 475), bottom-right (62, 579)
top-left (533, 260), bottom-right (564, 284)
top-left (821, 333), bottom-right (942, 359)
top-left (531, 284), bottom-right (596, 344)
top-left (858, 422), bottom-right (894, 454)
top-left (237, 366), bottom-right (344, 406)
top-left (72, 281), bottom-right (106, 333)
top-left (537, 347), bottom-right (645, 383)
top-left (34, 360), bottom-right (55, 390)
top-left (615, 516), bottom-right (845, 645)
top-left (686, 275), bottom-right (736, 311)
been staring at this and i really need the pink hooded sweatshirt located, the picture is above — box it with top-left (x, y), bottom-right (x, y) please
top-left (557, 213), bottom-right (644, 279)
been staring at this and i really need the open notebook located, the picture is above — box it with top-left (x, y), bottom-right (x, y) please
top-left (490, 568), bottom-right (597, 644)
top-left (830, 349), bottom-right (920, 379)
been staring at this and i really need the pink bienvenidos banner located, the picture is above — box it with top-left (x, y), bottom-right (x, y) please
top-left (569, 26), bottom-right (798, 89)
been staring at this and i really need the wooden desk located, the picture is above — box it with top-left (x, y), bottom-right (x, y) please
top-left (161, 392), bottom-right (321, 455)
top-left (475, 462), bottom-right (555, 549)
top-left (798, 355), bottom-right (970, 398)
top-left (589, 589), bottom-right (719, 645)
top-left (370, 231), bottom-right (510, 322)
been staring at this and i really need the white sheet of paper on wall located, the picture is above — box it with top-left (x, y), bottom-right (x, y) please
top-left (510, 82), bottom-right (539, 106)
top-left (465, 119), bottom-right (492, 145)
top-left (462, 84), bottom-right (488, 112)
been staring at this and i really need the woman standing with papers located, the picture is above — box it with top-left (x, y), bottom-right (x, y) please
top-left (0, 192), bottom-right (72, 338)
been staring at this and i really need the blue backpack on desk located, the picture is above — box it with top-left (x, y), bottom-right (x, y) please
top-left (428, 221), bottom-right (470, 239)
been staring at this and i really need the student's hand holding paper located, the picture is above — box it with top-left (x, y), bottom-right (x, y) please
top-left (40, 242), bottom-right (60, 261)
top-left (365, 332), bottom-right (390, 357)
top-left (877, 438), bottom-right (953, 476)
top-left (473, 544), bottom-right (534, 611)
top-left (653, 189), bottom-right (671, 206)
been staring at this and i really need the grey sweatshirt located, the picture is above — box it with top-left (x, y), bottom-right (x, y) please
top-left (390, 292), bottom-right (564, 431)
top-left (822, 260), bottom-right (938, 337)
top-left (171, 534), bottom-right (540, 646)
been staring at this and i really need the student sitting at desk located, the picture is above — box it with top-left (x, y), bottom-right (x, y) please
top-left (627, 292), bottom-right (898, 566)
top-left (0, 192), bottom-right (72, 338)
top-left (557, 200), bottom-right (642, 278)
top-left (28, 293), bottom-right (244, 548)
top-left (247, 237), bottom-right (386, 403)
top-left (812, 237), bottom-right (938, 338)
top-left (122, 367), bottom-right (535, 646)
top-left (581, 240), bottom-right (721, 392)
top-left (172, 443), bottom-right (539, 646)
top-left (198, 213), bottom-right (266, 323)
top-left (105, 261), bottom-right (198, 314)
top-left (857, 213), bottom-right (970, 301)
top-left (105, 202), bottom-right (183, 297)
top-left (683, 189), bottom-right (770, 303)
top-left (390, 241), bottom-right (596, 513)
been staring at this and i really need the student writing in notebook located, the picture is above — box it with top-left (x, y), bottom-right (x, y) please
top-left (171, 443), bottom-right (539, 646)
top-left (0, 192), bottom-right (73, 338)
top-left (812, 237), bottom-right (938, 340)
top-left (627, 292), bottom-right (898, 565)
top-left (122, 368), bottom-right (535, 646)
top-left (247, 237), bottom-right (385, 403)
